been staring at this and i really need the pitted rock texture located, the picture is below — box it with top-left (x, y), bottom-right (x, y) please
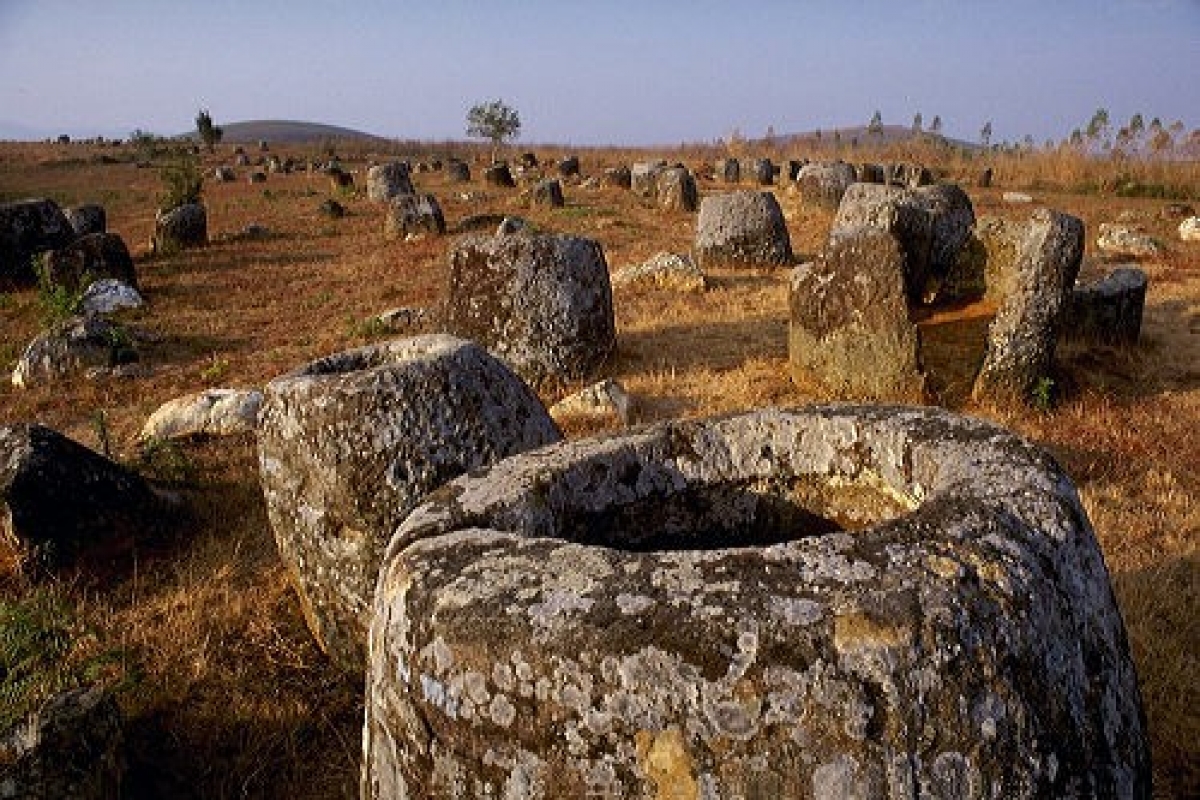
top-left (1, 423), bottom-right (170, 570)
top-left (611, 252), bottom-right (707, 293)
top-left (79, 279), bottom-right (145, 316)
top-left (974, 209), bottom-right (1084, 404)
top-left (42, 232), bottom-right (137, 294)
top-left (630, 162), bottom-right (667, 197)
top-left (789, 228), bottom-right (925, 401)
top-left (1064, 267), bottom-right (1147, 346)
top-left (367, 163), bottom-right (415, 202)
top-left (0, 686), bottom-right (123, 800)
top-left (12, 315), bottom-right (138, 388)
top-left (153, 203), bottom-right (207, 251)
top-left (795, 162), bottom-right (857, 210)
top-left (548, 378), bottom-right (633, 427)
top-left (365, 405), bottom-right (1148, 800)
top-left (884, 162), bottom-right (932, 188)
top-left (257, 335), bottom-right (561, 671)
top-left (444, 231), bottom-right (616, 386)
top-left (695, 191), bottom-right (793, 269)
top-left (655, 167), bottom-right (698, 212)
top-left (0, 198), bottom-right (76, 285)
top-left (64, 204), bottom-right (107, 237)
top-left (140, 388), bottom-right (263, 442)
top-left (944, 215), bottom-right (1027, 304)
top-left (1095, 223), bottom-right (1162, 259)
top-left (383, 194), bottom-right (446, 240)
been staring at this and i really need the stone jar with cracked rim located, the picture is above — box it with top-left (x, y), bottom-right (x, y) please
top-left (257, 334), bottom-right (561, 672)
top-left (363, 405), bottom-right (1149, 799)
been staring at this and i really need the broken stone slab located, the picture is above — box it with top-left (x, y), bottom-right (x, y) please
top-left (789, 228), bottom-right (925, 401)
top-left (795, 161), bottom-right (857, 210)
top-left (364, 405), bottom-right (1149, 799)
top-left (139, 388), bottom-right (264, 442)
top-left (79, 279), bottom-right (145, 316)
top-left (12, 315), bottom-right (138, 389)
top-left (366, 162), bottom-right (415, 202)
top-left (610, 252), bottom-right (707, 293)
top-left (655, 166), bottom-right (698, 212)
top-left (630, 161), bottom-right (667, 197)
top-left (695, 191), bottom-right (793, 269)
top-left (0, 198), bottom-right (76, 286)
top-left (1063, 267), bottom-right (1147, 346)
top-left (973, 209), bottom-right (1084, 405)
top-left (0, 686), bottom-right (124, 800)
top-left (257, 334), bottom-right (561, 671)
top-left (1096, 223), bottom-right (1164, 259)
top-left (548, 378), bottom-right (633, 426)
top-left (445, 231), bottom-right (616, 386)
top-left (1003, 191), bottom-right (1034, 204)
top-left (942, 215), bottom-right (1028, 304)
top-left (1, 423), bottom-right (175, 570)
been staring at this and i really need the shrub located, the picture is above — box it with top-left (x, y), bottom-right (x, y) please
top-left (158, 154), bottom-right (203, 211)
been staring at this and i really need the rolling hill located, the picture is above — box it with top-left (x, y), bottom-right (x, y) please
top-left (185, 119), bottom-right (385, 145)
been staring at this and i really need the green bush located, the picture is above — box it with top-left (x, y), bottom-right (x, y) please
top-left (158, 154), bottom-right (203, 211)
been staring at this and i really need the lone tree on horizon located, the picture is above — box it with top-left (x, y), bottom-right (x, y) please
top-left (467, 99), bottom-right (521, 163)
top-left (196, 109), bottom-right (223, 152)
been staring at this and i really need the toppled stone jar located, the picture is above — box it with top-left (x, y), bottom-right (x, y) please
top-left (363, 405), bottom-right (1149, 799)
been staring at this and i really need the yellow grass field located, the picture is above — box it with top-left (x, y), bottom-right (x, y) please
top-left (1, 139), bottom-right (1196, 798)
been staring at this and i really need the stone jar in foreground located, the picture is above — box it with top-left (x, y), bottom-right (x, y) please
top-left (695, 191), bottom-right (793, 268)
top-left (367, 162), bottom-right (415, 202)
top-left (445, 230), bottom-right (616, 385)
top-left (364, 405), bottom-right (1148, 799)
top-left (257, 335), bottom-right (561, 671)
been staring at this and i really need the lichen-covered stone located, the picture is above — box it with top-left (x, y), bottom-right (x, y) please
top-left (0, 198), bottom-right (76, 285)
top-left (630, 162), bottom-right (666, 197)
top-left (1096, 223), bottom-right (1163, 259)
top-left (383, 194), bottom-right (446, 239)
top-left (942, 216), bottom-right (1027, 305)
top-left (153, 203), bottom-right (207, 251)
top-left (789, 228), bottom-right (925, 401)
top-left (695, 191), bottom-right (793, 268)
top-left (0, 686), bottom-right (123, 799)
top-left (79, 279), bottom-right (145, 316)
top-left (42, 232), bottom-right (137, 294)
top-left (444, 231), bottom-right (616, 385)
top-left (11, 315), bottom-right (138, 388)
top-left (139, 388), bottom-right (263, 442)
top-left (257, 335), bottom-right (561, 671)
top-left (973, 209), bottom-right (1084, 404)
top-left (549, 378), bottom-right (632, 426)
top-left (611, 252), bottom-right (706, 293)
top-left (367, 163), bottom-right (416, 202)
top-left (364, 405), bottom-right (1149, 799)
top-left (655, 167), bottom-right (698, 212)
top-left (911, 183), bottom-right (976, 300)
top-left (1, 423), bottom-right (171, 570)
top-left (1063, 267), bottom-right (1147, 346)
top-left (795, 162), bottom-right (857, 210)
top-left (830, 184), bottom-right (933, 302)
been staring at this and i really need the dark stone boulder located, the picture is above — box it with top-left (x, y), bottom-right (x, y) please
top-left (745, 157), bottom-right (775, 186)
top-left (557, 155), bottom-right (581, 177)
top-left (65, 204), bottom-right (106, 237)
top-left (445, 230), bottom-right (616, 385)
top-left (0, 198), bottom-right (76, 285)
top-left (630, 161), bottom-right (667, 197)
top-left (885, 162), bottom-right (933, 188)
top-left (364, 405), bottom-right (1149, 799)
top-left (367, 162), bottom-right (415, 202)
top-left (789, 227), bottom-right (925, 400)
top-left (446, 160), bottom-right (471, 183)
top-left (695, 191), bottom-right (793, 268)
top-left (383, 194), bottom-right (446, 239)
top-left (0, 686), bottom-right (124, 799)
top-left (973, 209), bottom-right (1084, 404)
top-left (1, 423), bottom-right (171, 570)
top-left (655, 166), bottom-right (698, 212)
top-left (42, 232), bottom-right (137, 294)
top-left (319, 199), bottom-right (345, 218)
top-left (911, 183), bottom-right (977, 302)
top-left (601, 165), bottom-right (632, 189)
top-left (715, 158), bottom-right (741, 183)
top-left (257, 335), bottom-right (561, 670)
top-left (530, 179), bottom-right (565, 208)
top-left (856, 163), bottom-right (885, 184)
top-left (519, 152), bottom-right (539, 168)
top-left (1064, 267), bottom-right (1147, 346)
top-left (795, 162), bottom-right (857, 210)
top-left (484, 163), bottom-right (516, 188)
top-left (152, 203), bottom-right (207, 252)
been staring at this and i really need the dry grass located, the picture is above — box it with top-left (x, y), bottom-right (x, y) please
top-left (1, 139), bottom-right (1197, 798)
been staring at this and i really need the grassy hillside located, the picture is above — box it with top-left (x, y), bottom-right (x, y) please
top-left (186, 119), bottom-right (385, 145)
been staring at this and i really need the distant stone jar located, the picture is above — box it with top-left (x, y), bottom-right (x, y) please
top-left (363, 405), bottom-right (1148, 799)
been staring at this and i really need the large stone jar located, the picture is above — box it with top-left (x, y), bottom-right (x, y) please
top-left (363, 405), bottom-right (1148, 799)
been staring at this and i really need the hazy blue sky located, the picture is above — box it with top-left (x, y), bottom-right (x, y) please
top-left (0, 0), bottom-right (1196, 146)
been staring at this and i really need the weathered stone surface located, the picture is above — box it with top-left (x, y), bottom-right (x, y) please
top-left (1181, 216), bottom-right (1200, 242)
top-left (367, 163), bottom-right (416, 202)
top-left (153, 203), bottom-right (207, 251)
top-left (1064, 267), bottom-right (1147, 346)
top-left (1096, 223), bottom-right (1163, 259)
top-left (630, 161), bottom-right (666, 197)
top-left (715, 158), bottom-right (740, 184)
top-left (795, 162), bottom-right (857, 210)
top-left (745, 157), bottom-right (775, 186)
top-left (601, 165), bottom-right (632, 189)
top-left (446, 160), bottom-right (471, 183)
top-left (364, 405), bottom-right (1149, 800)
top-left (140, 388), bottom-right (263, 442)
top-left (12, 315), bottom-right (138, 388)
top-left (519, 152), bottom-right (539, 168)
top-left (373, 306), bottom-right (434, 335)
top-left (611, 252), bottom-right (706, 293)
top-left (530, 179), bottom-right (565, 208)
top-left (548, 378), bottom-right (632, 426)
top-left (856, 162), bottom-right (885, 184)
top-left (789, 228), bottom-right (924, 400)
top-left (258, 335), bottom-right (561, 670)
top-left (695, 191), bottom-right (793, 268)
top-left (79, 279), bottom-right (145, 316)
top-left (445, 231), bottom-right (616, 385)
top-left (484, 163), bottom-right (516, 188)
top-left (42, 232), bottom-right (137, 294)
top-left (1, 423), bottom-right (169, 569)
top-left (383, 194), bottom-right (446, 239)
top-left (655, 166), bottom-right (698, 212)
top-left (912, 183), bottom-right (977, 301)
top-left (0, 198), bottom-right (76, 285)
top-left (1003, 191), bottom-right (1034, 204)
top-left (0, 686), bottom-right (123, 799)
top-left (65, 204), bottom-right (106, 237)
top-left (973, 209), bottom-right (1084, 404)
top-left (884, 162), bottom-right (932, 188)
top-left (830, 184), bottom-right (933, 302)
top-left (942, 215), bottom-right (1028, 304)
